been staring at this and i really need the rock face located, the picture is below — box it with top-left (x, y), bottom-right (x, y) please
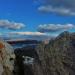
top-left (0, 40), bottom-right (15, 75)
top-left (14, 45), bottom-right (38, 75)
top-left (32, 31), bottom-right (75, 75)
top-left (14, 31), bottom-right (75, 75)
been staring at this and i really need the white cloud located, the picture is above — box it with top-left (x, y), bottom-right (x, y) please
top-left (38, 6), bottom-right (75, 16)
top-left (0, 20), bottom-right (25, 30)
top-left (8, 31), bottom-right (51, 40)
top-left (38, 24), bottom-right (75, 32)
top-left (37, 0), bottom-right (75, 16)
top-left (9, 32), bottom-right (47, 36)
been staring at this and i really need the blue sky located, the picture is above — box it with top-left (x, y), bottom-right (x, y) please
top-left (0, 0), bottom-right (75, 40)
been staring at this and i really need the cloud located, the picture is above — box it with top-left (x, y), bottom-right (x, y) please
top-left (37, 0), bottom-right (75, 16)
top-left (38, 6), bottom-right (75, 16)
top-left (8, 31), bottom-right (51, 40)
top-left (9, 32), bottom-right (47, 36)
top-left (38, 24), bottom-right (75, 32)
top-left (0, 20), bottom-right (25, 30)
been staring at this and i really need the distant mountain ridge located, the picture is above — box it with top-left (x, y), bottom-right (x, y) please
top-left (7, 39), bottom-right (40, 44)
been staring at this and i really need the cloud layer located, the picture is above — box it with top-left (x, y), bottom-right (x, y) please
top-left (8, 32), bottom-right (51, 40)
top-left (0, 20), bottom-right (25, 30)
top-left (37, 0), bottom-right (75, 16)
top-left (9, 32), bottom-right (47, 36)
top-left (38, 24), bottom-right (75, 32)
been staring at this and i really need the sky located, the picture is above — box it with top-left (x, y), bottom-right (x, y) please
top-left (0, 0), bottom-right (75, 40)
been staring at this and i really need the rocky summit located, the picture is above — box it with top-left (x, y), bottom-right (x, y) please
top-left (14, 31), bottom-right (75, 75)
top-left (32, 31), bottom-right (75, 75)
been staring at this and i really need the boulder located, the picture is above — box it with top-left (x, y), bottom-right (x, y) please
top-left (0, 40), bottom-right (15, 75)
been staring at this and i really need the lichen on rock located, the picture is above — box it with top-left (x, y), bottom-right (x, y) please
top-left (0, 40), bottom-right (15, 75)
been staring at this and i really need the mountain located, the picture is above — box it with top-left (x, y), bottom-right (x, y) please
top-left (14, 31), bottom-right (75, 75)
top-left (32, 31), bottom-right (75, 75)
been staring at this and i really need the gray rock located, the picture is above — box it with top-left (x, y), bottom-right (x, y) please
top-left (0, 40), bottom-right (15, 75)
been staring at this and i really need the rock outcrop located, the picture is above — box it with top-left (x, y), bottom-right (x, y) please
top-left (32, 31), bottom-right (75, 75)
top-left (14, 31), bottom-right (75, 75)
top-left (0, 40), bottom-right (15, 75)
